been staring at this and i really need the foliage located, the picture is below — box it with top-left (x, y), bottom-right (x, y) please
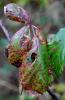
top-left (48, 28), bottom-right (65, 77)
top-left (0, 1), bottom-right (65, 99)
top-left (2, 3), bottom-right (65, 96)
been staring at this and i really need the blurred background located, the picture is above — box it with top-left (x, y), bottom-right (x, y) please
top-left (0, 0), bottom-right (65, 100)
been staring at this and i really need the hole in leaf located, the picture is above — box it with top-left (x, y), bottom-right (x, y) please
top-left (31, 52), bottom-right (37, 62)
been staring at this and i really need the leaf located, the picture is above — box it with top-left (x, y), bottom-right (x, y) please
top-left (37, 43), bottom-right (53, 86)
top-left (54, 28), bottom-right (65, 64)
top-left (38, 43), bottom-right (49, 70)
top-left (48, 28), bottom-right (65, 77)
top-left (4, 3), bottom-right (30, 24)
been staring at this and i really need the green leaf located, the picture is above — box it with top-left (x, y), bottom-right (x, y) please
top-left (54, 28), bottom-right (65, 64)
top-left (37, 43), bottom-right (53, 86)
top-left (38, 43), bottom-right (49, 69)
top-left (48, 28), bottom-right (65, 77)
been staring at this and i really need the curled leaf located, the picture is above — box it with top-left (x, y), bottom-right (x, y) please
top-left (4, 3), bottom-right (30, 24)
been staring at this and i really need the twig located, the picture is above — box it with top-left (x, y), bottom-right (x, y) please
top-left (0, 20), bottom-right (10, 42)
top-left (47, 87), bottom-right (60, 100)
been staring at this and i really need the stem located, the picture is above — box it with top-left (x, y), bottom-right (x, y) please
top-left (0, 20), bottom-right (10, 42)
top-left (47, 87), bottom-right (60, 100)
top-left (19, 82), bottom-right (23, 95)
top-left (29, 22), bottom-right (34, 39)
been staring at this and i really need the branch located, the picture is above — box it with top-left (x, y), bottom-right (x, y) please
top-left (0, 20), bottom-right (10, 42)
top-left (47, 87), bottom-right (60, 100)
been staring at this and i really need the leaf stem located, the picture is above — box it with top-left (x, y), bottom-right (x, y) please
top-left (47, 87), bottom-right (60, 100)
top-left (0, 20), bottom-right (10, 42)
